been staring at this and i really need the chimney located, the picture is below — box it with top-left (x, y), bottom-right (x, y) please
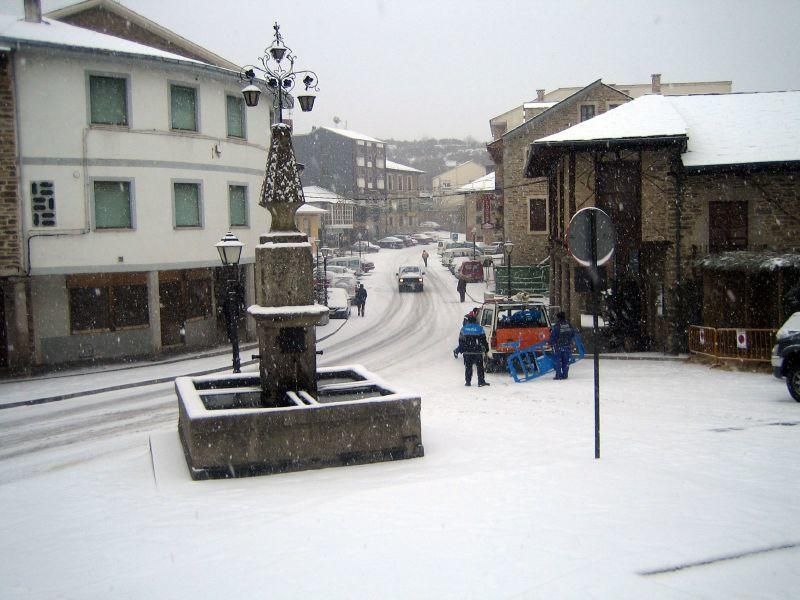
top-left (24, 0), bottom-right (42, 23)
top-left (536, 89), bottom-right (546, 102)
top-left (651, 73), bottom-right (662, 94)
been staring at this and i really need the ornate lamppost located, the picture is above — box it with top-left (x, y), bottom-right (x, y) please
top-left (215, 231), bottom-right (244, 373)
top-left (504, 241), bottom-right (514, 298)
top-left (240, 22), bottom-right (320, 124)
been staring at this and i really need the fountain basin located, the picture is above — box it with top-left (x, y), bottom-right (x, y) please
top-left (176, 365), bottom-right (424, 479)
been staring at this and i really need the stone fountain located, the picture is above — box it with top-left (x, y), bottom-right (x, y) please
top-left (175, 125), bottom-right (423, 479)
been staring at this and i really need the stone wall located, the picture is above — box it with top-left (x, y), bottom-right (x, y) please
top-left (503, 84), bottom-right (631, 266)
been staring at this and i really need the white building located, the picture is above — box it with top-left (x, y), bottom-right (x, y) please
top-left (0, 4), bottom-right (275, 369)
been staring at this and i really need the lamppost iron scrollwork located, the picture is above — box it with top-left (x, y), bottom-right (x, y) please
top-left (239, 22), bottom-right (320, 124)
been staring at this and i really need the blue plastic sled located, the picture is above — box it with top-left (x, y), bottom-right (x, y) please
top-left (507, 335), bottom-right (585, 382)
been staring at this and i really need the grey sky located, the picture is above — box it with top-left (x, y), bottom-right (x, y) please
top-left (6, 0), bottom-right (800, 141)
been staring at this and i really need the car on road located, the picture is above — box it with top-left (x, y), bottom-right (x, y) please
top-left (328, 256), bottom-right (374, 276)
top-left (327, 287), bottom-right (351, 319)
top-left (377, 236), bottom-right (405, 249)
top-left (397, 265), bottom-right (425, 292)
top-left (772, 311), bottom-right (800, 401)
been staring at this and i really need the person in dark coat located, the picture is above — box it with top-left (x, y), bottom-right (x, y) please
top-left (422, 249), bottom-right (429, 267)
top-left (549, 311), bottom-right (576, 380)
top-left (454, 314), bottom-right (490, 386)
top-left (456, 277), bottom-right (467, 302)
top-left (355, 283), bottom-right (368, 317)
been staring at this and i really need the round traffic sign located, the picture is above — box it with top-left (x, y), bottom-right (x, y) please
top-left (567, 207), bottom-right (615, 267)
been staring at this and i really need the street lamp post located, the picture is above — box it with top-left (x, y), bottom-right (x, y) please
top-left (504, 241), bottom-right (514, 299)
top-left (216, 231), bottom-right (244, 373)
top-left (357, 232), bottom-right (362, 264)
top-left (239, 22), bottom-right (320, 125)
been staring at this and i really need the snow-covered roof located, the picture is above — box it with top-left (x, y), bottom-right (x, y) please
top-left (296, 204), bottom-right (327, 215)
top-left (44, 0), bottom-right (240, 70)
top-left (385, 160), bottom-right (424, 173)
top-left (697, 251), bottom-right (800, 273)
top-left (523, 102), bottom-right (558, 110)
top-left (320, 126), bottom-right (385, 144)
top-left (457, 171), bottom-right (495, 193)
top-left (302, 186), bottom-right (353, 205)
top-left (0, 14), bottom-right (205, 66)
top-left (534, 92), bottom-right (800, 168)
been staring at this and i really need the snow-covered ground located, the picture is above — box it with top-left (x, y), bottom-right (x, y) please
top-left (1, 242), bottom-right (798, 599)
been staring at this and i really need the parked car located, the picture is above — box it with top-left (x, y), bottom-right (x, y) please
top-left (388, 234), bottom-right (415, 247)
top-left (396, 265), bottom-right (425, 292)
top-left (476, 296), bottom-right (552, 370)
top-left (313, 268), bottom-right (356, 299)
top-left (327, 287), bottom-right (351, 319)
top-left (455, 259), bottom-right (484, 282)
top-left (772, 311), bottom-right (800, 401)
top-left (419, 221), bottom-right (440, 229)
top-left (442, 247), bottom-right (483, 271)
top-left (328, 256), bottom-right (373, 276)
top-left (411, 233), bottom-right (435, 244)
top-left (378, 236), bottom-right (404, 249)
top-left (351, 241), bottom-right (380, 253)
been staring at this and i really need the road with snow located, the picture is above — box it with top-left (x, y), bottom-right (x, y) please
top-left (1, 241), bottom-right (799, 599)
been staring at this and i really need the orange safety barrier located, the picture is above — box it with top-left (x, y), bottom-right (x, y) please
top-left (688, 325), bottom-right (776, 363)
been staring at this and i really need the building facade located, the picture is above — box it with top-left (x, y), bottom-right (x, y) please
top-left (0, 8), bottom-right (274, 371)
top-left (384, 160), bottom-right (424, 234)
top-left (525, 92), bottom-right (800, 353)
top-left (293, 126), bottom-right (387, 239)
top-left (493, 80), bottom-right (631, 267)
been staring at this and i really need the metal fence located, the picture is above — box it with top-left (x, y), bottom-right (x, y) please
top-left (688, 325), bottom-right (777, 363)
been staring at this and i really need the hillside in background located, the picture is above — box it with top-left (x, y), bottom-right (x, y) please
top-left (385, 137), bottom-right (493, 188)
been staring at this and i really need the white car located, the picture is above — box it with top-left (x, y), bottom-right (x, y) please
top-left (327, 287), bottom-right (351, 319)
top-left (397, 265), bottom-right (424, 292)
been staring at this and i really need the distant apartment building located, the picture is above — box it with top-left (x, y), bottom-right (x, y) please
top-left (384, 160), bottom-right (424, 233)
top-left (302, 186), bottom-right (355, 250)
top-left (293, 126), bottom-right (387, 239)
top-left (429, 161), bottom-right (487, 233)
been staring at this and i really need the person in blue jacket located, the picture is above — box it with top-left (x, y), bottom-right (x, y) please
top-left (549, 311), bottom-right (576, 380)
top-left (454, 314), bottom-right (490, 386)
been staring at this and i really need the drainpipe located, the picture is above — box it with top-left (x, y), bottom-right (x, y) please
top-left (669, 150), bottom-right (684, 354)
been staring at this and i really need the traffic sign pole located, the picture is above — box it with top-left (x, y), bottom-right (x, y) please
top-left (590, 210), bottom-right (600, 459)
top-left (568, 207), bottom-right (614, 460)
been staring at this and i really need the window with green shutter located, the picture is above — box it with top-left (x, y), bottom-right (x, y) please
top-left (226, 95), bottom-right (245, 138)
top-left (171, 85), bottom-right (198, 131)
top-left (229, 185), bottom-right (248, 227)
top-left (174, 182), bottom-right (202, 227)
top-left (94, 181), bottom-right (132, 229)
top-left (89, 75), bottom-right (128, 126)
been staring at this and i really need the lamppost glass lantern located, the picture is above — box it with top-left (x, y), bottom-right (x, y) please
top-left (239, 22), bottom-right (320, 124)
top-left (215, 232), bottom-right (244, 373)
top-left (216, 231), bottom-right (244, 266)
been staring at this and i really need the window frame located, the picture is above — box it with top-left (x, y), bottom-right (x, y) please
top-left (528, 196), bottom-right (548, 233)
top-left (92, 178), bottom-right (135, 231)
top-left (225, 93), bottom-right (246, 139)
top-left (579, 103), bottom-right (597, 122)
top-left (67, 272), bottom-right (149, 334)
top-left (172, 180), bottom-right (204, 229)
top-left (228, 183), bottom-right (249, 228)
top-left (709, 200), bottom-right (748, 252)
top-left (169, 82), bottom-right (199, 132)
top-left (87, 72), bottom-right (130, 127)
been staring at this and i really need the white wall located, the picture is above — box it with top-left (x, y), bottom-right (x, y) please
top-left (16, 47), bottom-right (274, 274)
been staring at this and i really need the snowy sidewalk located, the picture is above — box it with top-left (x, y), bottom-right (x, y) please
top-left (0, 343), bottom-right (259, 408)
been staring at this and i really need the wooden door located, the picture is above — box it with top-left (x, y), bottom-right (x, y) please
top-left (159, 280), bottom-right (185, 347)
